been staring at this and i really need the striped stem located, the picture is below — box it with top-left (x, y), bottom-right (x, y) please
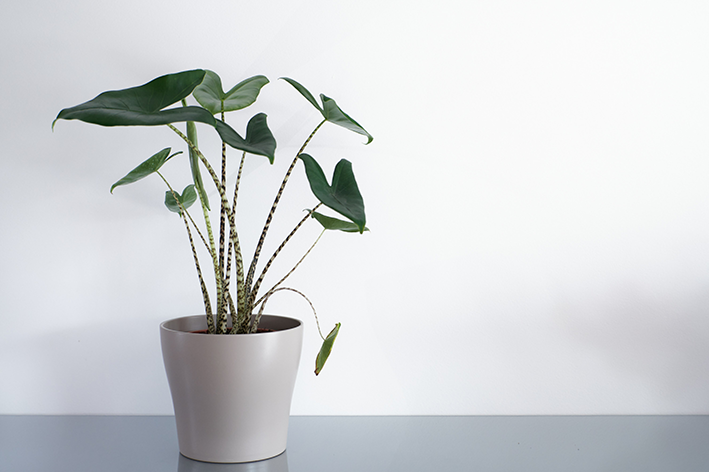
top-left (159, 172), bottom-right (214, 333)
top-left (252, 287), bottom-right (319, 336)
top-left (218, 111), bottom-right (228, 312)
top-left (243, 119), bottom-right (326, 317)
top-left (168, 123), bottom-right (239, 334)
top-left (225, 152), bottom-right (247, 332)
top-left (198, 191), bottom-right (226, 333)
top-left (181, 205), bottom-right (210, 255)
top-left (248, 204), bottom-right (322, 312)
top-left (253, 228), bottom-right (325, 310)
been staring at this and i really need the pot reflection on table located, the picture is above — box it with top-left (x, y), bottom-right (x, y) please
top-left (178, 450), bottom-right (289, 472)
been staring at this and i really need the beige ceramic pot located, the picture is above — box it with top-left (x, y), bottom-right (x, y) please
top-left (161, 315), bottom-right (303, 463)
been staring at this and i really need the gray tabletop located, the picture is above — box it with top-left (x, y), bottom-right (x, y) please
top-left (1, 415), bottom-right (708, 471)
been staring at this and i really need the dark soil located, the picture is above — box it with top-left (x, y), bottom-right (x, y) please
top-left (190, 328), bottom-right (275, 334)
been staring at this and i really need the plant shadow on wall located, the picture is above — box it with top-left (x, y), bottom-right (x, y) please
top-left (556, 284), bottom-right (709, 409)
top-left (53, 70), bottom-right (373, 374)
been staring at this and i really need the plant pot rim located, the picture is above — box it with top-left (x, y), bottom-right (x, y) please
top-left (160, 314), bottom-right (302, 336)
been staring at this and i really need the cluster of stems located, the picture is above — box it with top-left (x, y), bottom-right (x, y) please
top-left (165, 117), bottom-right (328, 335)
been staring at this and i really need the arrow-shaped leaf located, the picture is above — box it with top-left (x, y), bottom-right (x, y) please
top-left (165, 184), bottom-right (197, 214)
top-left (315, 323), bottom-right (341, 375)
top-left (110, 148), bottom-right (176, 193)
top-left (299, 154), bottom-right (366, 233)
top-left (194, 71), bottom-right (269, 114)
top-left (311, 211), bottom-right (369, 233)
top-left (281, 78), bottom-right (372, 143)
top-left (214, 113), bottom-right (277, 163)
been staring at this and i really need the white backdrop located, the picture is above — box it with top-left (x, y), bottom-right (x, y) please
top-left (1, 0), bottom-right (709, 415)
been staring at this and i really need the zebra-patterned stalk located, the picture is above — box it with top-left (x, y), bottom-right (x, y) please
top-left (225, 152), bottom-right (247, 332)
top-left (253, 228), bottom-right (325, 312)
top-left (168, 123), bottom-right (241, 334)
top-left (184, 215), bottom-right (215, 334)
top-left (180, 203), bottom-right (211, 256)
top-left (247, 203), bottom-right (322, 319)
top-left (225, 291), bottom-right (239, 334)
top-left (199, 190), bottom-right (227, 333)
top-left (252, 287), bottom-right (320, 336)
top-left (184, 119), bottom-right (225, 333)
top-left (243, 119), bottom-right (326, 319)
top-left (159, 172), bottom-right (215, 333)
top-left (217, 110), bottom-right (228, 311)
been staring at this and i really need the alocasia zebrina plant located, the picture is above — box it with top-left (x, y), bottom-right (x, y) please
top-left (53, 69), bottom-right (372, 374)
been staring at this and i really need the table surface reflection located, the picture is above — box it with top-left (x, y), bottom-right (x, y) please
top-left (1, 415), bottom-right (708, 471)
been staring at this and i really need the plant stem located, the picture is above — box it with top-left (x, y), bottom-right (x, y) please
top-left (253, 227), bottom-right (325, 310)
top-left (158, 171), bottom-right (214, 333)
top-left (199, 190), bottom-right (226, 332)
top-left (187, 124), bottom-right (224, 333)
top-left (218, 110), bottom-right (228, 321)
top-left (244, 119), bottom-right (327, 318)
top-left (249, 204), bottom-right (322, 312)
top-left (253, 287), bottom-right (322, 337)
top-left (181, 204), bottom-right (211, 255)
top-left (168, 123), bottom-right (238, 333)
top-left (225, 152), bottom-right (247, 332)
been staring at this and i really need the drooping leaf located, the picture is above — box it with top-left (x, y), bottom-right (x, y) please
top-left (321, 94), bottom-right (373, 144)
top-left (311, 211), bottom-right (369, 233)
top-left (194, 71), bottom-right (269, 114)
top-left (280, 77), bottom-right (323, 113)
top-left (315, 323), bottom-right (341, 375)
top-left (165, 185), bottom-right (197, 214)
top-left (214, 113), bottom-right (277, 163)
top-left (299, 154), bottom-right (366, 233)
top-left (280, 78), bottom-right (372, 143)
top-left (110, 148), bottom-right (174, 193)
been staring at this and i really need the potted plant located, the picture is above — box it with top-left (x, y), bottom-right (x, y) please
top-left (53, 69), bottom-right (372, 463)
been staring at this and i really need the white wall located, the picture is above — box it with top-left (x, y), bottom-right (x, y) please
top-left (1, 0), bottom-right (709, 415)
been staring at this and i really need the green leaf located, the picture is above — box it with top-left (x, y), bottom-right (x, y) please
top-left (299, 154), bottom-right (366, 233)
top-left (315, 323), bottom-right (341, 376)
top-left (321, 94), bottom-right (373, 144)
top-left (110, 148), bottom-right (172, 193)
top-left (194, 71), bottom-right (269, 114)
top-left (214, 113), bottom-right (277, 163)
top-left (280, 77), bottom-right (323, 113)
top-left (165, 185), bottom-right (197, 214)
top-left (280, 78), bottom-right (372, 144)
top-left (52, 70), bottom-right (272, 158)
top-left (53, 70), bottom-right (208, 128)
top-left (311, 211), bottom-right (369, 233)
